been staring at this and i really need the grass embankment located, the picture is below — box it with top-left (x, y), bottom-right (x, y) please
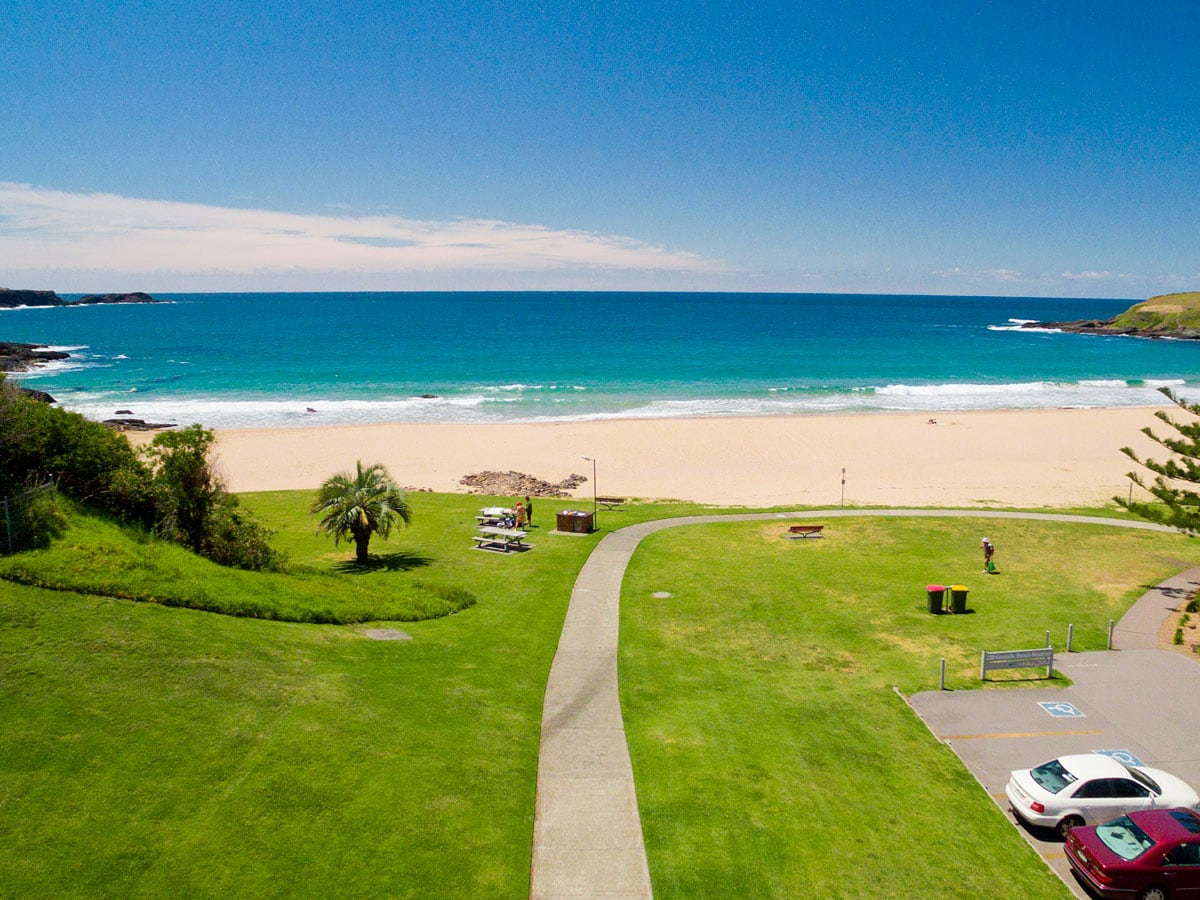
top-left (0, 503), bottom-right (474, 623)
top-left (620, 516), bottom-right (1200, 897)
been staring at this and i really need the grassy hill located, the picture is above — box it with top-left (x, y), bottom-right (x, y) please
top-left (1109, 291), bottom-right (1200, 336)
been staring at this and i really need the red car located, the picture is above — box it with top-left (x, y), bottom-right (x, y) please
top-left (1065, 807), bottom-right (1200, 899)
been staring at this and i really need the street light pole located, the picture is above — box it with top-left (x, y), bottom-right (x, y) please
top-left (582, 456), bottom-right (597, 530)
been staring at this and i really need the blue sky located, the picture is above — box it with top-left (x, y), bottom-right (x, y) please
top-left (2, 1), bottom-right (1198, 297)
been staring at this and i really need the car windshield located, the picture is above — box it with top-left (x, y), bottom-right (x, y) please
top-left (1031, 759), bottom-right (1078, 794)
top-left (1124, 765), bottom-right (1162, 795)
top-left (1096, 816), bottom-right (1156, 861)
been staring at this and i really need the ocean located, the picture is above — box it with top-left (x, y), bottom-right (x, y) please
top-left (3, 292), bottom-right (1198, 429)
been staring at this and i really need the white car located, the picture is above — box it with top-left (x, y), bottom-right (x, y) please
top-left (1006, 754), bottom-right (1199, 837)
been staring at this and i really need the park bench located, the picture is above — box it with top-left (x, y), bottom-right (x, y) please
top-left (596, 496), bottom-right (626, 510)
top-left (787, 524), bottom-right (825, 538)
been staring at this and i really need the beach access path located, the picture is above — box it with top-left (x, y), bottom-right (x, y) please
top-left (529, 508), bottom-right (1190, 899)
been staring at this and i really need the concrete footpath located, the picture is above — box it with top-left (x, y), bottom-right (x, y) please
top-left (528, 509), bottom-right (1193, 899)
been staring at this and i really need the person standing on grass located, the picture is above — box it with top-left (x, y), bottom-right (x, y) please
top-left (981, 537), bottom-right (995, 573)
top-left (525, 495), bottom-right (534, 526)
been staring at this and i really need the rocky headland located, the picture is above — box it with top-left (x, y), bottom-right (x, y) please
top-left (1022, 291), bottom-right (1200, 340)
top-left (0, 288), bottom-right (164, 308)
top-left (0, 341), bottom-right (69, 374)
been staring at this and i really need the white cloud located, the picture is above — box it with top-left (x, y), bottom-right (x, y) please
top-left (1060, 270), bottom-right (1112, 281)
top-left (930, 266), bottom-right (1023, 282)
top-left (0, 182), bottom-right (729, 285)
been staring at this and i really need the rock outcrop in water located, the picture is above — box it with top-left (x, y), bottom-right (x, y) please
top-left (0, 289), bottom-right (62, 308)
top-left (76, 292), bottom-right (161, 305)
top-left (0, 288), bottom-right (164, 308)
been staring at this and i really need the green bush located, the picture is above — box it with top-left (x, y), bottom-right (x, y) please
top-left (1175, 627), bottom-right (1186, 645)
top-left (201, 495), bottom-right (285, 572)
top-left (1186, 596), bottom-right (1199, 613)
top-left (0, 382), bottom-right (153, 525)
top-left (20, 489), bottom-right (67, 549)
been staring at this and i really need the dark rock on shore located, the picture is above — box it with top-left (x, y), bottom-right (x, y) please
top-left (459, 470), bottom-right (588, 498)
top-left (101, 417), bottom-right (176, 432)
top-left (1020, 318), bottom-right (1200, 340)
top-left (0, 341), bottom-right (70, 373)
top-left (20, 388), bottom-right (57, 404)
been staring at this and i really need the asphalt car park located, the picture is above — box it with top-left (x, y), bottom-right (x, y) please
top-left (910, 648), bottom-right (1200, 898)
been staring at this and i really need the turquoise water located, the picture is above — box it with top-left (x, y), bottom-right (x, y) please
top-left (4, 292), bottom-right (1199, 428)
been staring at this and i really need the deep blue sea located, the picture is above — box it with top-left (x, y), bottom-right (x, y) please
top-left (4, 292), bottom-right (1199, 428)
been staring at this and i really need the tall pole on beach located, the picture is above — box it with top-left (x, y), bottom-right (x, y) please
top-left (840, 468), bottom-right (846, 508)
top-left (583, 456), bottom-right (597, 530)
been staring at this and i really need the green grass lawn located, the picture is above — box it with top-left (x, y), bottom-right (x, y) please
top-left (2, 496), bottom-right (1196, 897)
top-left (619, 516), bottom-right (1200, 897)
top-left (0, 490), bottom-right (603, 897)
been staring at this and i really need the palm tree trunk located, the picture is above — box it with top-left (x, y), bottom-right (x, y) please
top-left (354, 531), bottom-right (371, 563)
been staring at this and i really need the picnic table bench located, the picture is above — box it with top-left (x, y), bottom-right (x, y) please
top-left (787, 524), bottom-right (825, 538)
top-left (596, 496), bottom-right (626, 510)
top-left (473, 525), bottom-right (531, 553)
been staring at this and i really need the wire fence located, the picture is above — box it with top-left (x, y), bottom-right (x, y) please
top-left (1, 479), bottom-right (55, 554)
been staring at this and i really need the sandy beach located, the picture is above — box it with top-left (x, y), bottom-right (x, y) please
top-left (174, 406), bottom-right (1178, 508)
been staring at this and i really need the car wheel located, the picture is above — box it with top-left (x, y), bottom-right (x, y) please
top-left (1136, 887), bottom-right (1168, 900)
top-left (1057, 815), bottom-right (1084, 838)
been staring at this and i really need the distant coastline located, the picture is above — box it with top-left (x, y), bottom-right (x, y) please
top-left (0, 288), bottom-right (164, 309)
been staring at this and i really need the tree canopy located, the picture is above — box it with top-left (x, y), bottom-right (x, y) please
top-left (312, 461), bottom-right (412, 563)
top-left (1118, 387), bottom-right (1200, 534)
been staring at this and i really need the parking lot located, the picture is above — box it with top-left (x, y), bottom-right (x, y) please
top-left (910, 646), bottom-right (1200, 897)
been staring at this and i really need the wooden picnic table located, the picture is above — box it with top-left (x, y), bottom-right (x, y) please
top-left (473, 525), bottom-right (531, 553)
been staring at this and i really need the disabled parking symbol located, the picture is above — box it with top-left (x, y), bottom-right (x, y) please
top-left (1094, 749), bottom-right (1144, 767)
top-left (1038, 701), bottom-right (1085, 718)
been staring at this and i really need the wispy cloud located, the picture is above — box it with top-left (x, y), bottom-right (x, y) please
top-left (1060, 270), bottom-right (1112, 281)
top-left (931, 266), bottom-right (1023, 282)
top-left (0, 182), bottom-right (728, 283)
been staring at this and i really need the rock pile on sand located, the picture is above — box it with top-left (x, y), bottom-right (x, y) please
top-left (459, 470), bottom-right (587, 497)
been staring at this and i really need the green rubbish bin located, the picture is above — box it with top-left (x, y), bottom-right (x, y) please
top-left (926, 584), bottom-right (946, 614)
top-left (949, 584), bottom-right (969, 614)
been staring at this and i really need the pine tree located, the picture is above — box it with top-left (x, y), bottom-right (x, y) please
top-left (1118, 387), bottom-right (1200, 534)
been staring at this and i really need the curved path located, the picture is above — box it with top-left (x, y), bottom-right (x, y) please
top-left (528, 509), bottom-right (1179, 898)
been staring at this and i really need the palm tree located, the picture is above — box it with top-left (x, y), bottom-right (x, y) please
top-left (311, 461), bottom-right (412, 563)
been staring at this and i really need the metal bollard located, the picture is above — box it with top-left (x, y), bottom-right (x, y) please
top-left (1067, 623), bottom-right (1074, 653)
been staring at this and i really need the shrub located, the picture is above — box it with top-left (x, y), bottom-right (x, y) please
top-left (1175, 627), bottom-right (1185, 645)
top-left (1186, 596), bottom-right (1199, 613)
top-left (201, 495), bottom-right (285, 572)
top-left (0, 381), bottom-right (153, 524)
top-left (143, 425), bottom-right (283, 571)
top-left (21, 489), bottom-right (67, 549)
